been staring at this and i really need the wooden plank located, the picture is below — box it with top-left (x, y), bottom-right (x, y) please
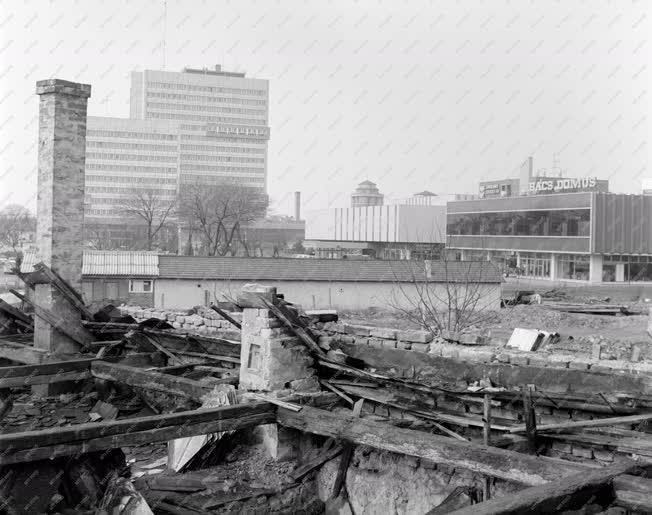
top-left (332, 399), bottom-right (364, 497)
top-left (33, 261), bottom-right (93, 320)
top-left (91, 361), bottom-right (211, 401)
top-left (0, 401), bottom-right (274, 451)
top-left (128, 331), bottom-right (185, 366)
top-left (210, 305), bottom-right (241, 330)
top-left (336, 383), bottom-right (514, 431)
top-left (0, 405), bottom-right (275, 465)
top-left (448, 461), bottom-right (637, 515)
top-left (483, 394), bottom-right (492, 500)
top-left (522, 385), bottom-right (537, 453)
top-left (509, 413), bottom-right (652, 434)
top-left (0, 341), bottom-right (47, 364)
top-left (0, 370), bottom-right (90, 388)
top-left (277, 405), bottom-right (589, 485)
top-left (262, 299), bottom-right (326, 356)
top-left (0, 299), bottom-right (33, 326)
top-left (9, 289), bottom-right (92, 347)
top-left (291, 440), bottom-right (343, 481)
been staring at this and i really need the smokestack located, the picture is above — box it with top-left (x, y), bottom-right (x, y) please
top-left (294, 191), bottom-right (301, 221)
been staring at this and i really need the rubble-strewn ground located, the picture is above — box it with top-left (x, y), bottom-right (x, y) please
top-left (339, 302), bottom-right (652, 361)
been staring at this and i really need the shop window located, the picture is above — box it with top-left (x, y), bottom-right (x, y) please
top-left (559, 255), bottom-right (590, 281)
top-left (129, 280), bottom-right (153, 293)
top-left (519, 252), bottom-right (551, 279)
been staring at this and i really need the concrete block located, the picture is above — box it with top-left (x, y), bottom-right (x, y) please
top-left (571, 446), bottom-right (593, 459)
top-left (593, 449), bottom-right (614, 462)
top-left (568, 359), bottom-right (590, 370)
top-left (396, 330), bottom-right (433, 343)
top-left (396, 341), bottom-right (412, 350)
top-left (495, 353), bottom-right (510, 363)
top-left (441, 346), bottom-right (459, 359)
top-left (369, 327), bottom-right (397, 340)
top-left (411, 342), bottom-right (430, 353)
top-left (237, 284), bottom-right (278, 308)
top-left (509, 354), bottom-right (530, 366)
top-left (380, 339), bottom-right (397, 349)
top-left (551, 442), bottom-right (572, 454)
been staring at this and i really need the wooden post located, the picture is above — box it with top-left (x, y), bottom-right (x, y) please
top-left (332, 399), bottom-right (364, 498)
top-left (482, 394), bottom-right (492, 501)
top-left (522, 385), bottom-right (537, 454)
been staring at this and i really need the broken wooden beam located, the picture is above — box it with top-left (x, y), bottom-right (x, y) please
top-left (509, 413), bottom-right (652, 434)
top-left (0, 298), bottom-right (33, 327)
top-left (612, 474), bottom-right (652, 512)
top-left (33, 261), bottom-right (94, 320)
top-left (9, 289), bottom-right (92, 347)
top-left (0, 401), bottom-right (275, 465)
top-left (332, 399), bottom-right (364, 497)
top-left (276, 405), bottom-right (589, 485)
top-left (91, 361), bottom-right (213, 402)
top-left (447, 461), bottom-right (638, 515)
top-left (262, 299), bottom-right (326, 356)
top-left (210, 305), bottom-right (242, 330)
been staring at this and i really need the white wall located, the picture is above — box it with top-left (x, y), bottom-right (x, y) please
top-left (155, 278), bottom-right (501, 312)
top-left (305, 205), bottom-right (446, 243)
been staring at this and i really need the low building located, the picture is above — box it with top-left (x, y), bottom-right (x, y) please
top-left (447, 192), bottom-right (652, 283)
top-left (21, 250), bottom-right (159, 306)
top-left (155, 256), bottom-right (502, 311)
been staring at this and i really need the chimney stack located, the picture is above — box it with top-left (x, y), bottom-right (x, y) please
top-left (294, 191), bottom-right (301, 221)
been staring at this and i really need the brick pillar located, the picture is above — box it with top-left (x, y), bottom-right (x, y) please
top-left (33, 79), bottom-right (91, 358)
top-left (238, 284), bottom-right (318, 461)
top-left (238, 284), bottom-right (318, 392)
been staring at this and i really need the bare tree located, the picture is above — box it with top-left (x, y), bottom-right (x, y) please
top-left (388, 257), bottom-right (498, 335)
top-left (122, 189), bottom-right (176, 251)
top-left (0, 205), bottom-right (35, 256)
top-left (180, 184), bottom-right (267, 257)
top-left (84, 225), bottom-right (114, 250)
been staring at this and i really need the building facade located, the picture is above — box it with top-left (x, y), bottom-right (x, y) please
top-left (447, 192), bottom-right (652, 283)
top-left (130, 66), bottom-right (269, 191)
top-left (84, 116), bottom-right (179, 249)
top-left (305, 202), bottom-right (447, 259)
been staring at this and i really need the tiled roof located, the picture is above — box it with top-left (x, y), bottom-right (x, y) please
top-left (158, 256), bottom-right (501, 283)
top-left (20, 250), bottom-right (159, 277)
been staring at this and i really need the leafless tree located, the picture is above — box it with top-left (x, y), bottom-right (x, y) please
top-left (122, 189), bottom-right (176, 251)
top-left (180, 184), bottom-right (267, 257)
top-left (388, 257), bottom-right (498, 335)
top-left (84, 225), bottom-right (114, 250)
top-left (0, 205), bottom-right (35, 256)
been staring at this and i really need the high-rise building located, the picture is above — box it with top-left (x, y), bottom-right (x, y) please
top-left (84, 65), bottom-right (270, 249)
top-left (129, 66), bottom-right (269, 191)
top-left (84, 116), bottom-right (179, 248)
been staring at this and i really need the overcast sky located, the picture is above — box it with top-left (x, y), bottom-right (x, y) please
top-left (0, 0), bottom-right (650, 215)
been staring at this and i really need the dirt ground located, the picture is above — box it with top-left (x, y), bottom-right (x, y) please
top-left (339, 301), bottom-right (652, 362)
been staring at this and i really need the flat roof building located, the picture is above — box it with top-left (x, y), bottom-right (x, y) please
top-left (447, 192), bottom-right (652, 283)
top-left (130, 66), bottom-right (269, 192)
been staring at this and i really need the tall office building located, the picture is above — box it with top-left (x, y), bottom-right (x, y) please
top-left (129, 66), bottom-right (269, 191)
top-left (84, 65), bottom-right (270, 249)
top-left (84, 116), bottom-right (180, 248)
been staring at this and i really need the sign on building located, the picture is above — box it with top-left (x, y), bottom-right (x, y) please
top-left (528, 177), bottom-right (604, 194)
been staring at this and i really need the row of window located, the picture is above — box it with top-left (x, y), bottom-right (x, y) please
top-left (86, 175), bottom-right (177, 185)
top-left (148, 111), bottom-right (266, 126)
top-left (85, 209), bottom-right (121, 216)
top-left (447, 209), bottom-right (591, 237)
top-left (179, 144), bottom-right (265, 154)
top-left (180, 174), bottom-right (265, 184)
top-left (180, 130), bottom-right (268, 143)
top-left (147, 91), bottom-right (266, 106)
top-left (86, 164), bottom-right (176, 174)
top-left (87, 129), bottom-right (176, 141)
top-left (89, 196), bottom-right (175, 205)
top-left (180, 155), bottom-right (265, 164)
top-left (86, 152), bottom-right (178, 163)
top-left (146, 101), bottom-right (266, 117)
top-left (86, 186), bottom-right (175, 195)
top-left (181, 164), bottom-right (265, 173)
top-left (87, 141), bottom-right (178, 152)
top-left (147, 81), bottom-right (266, 96)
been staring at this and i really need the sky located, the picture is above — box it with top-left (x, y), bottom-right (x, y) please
top-left (0, 0), bottom-right (650, 216)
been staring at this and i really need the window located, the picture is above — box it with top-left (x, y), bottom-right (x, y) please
top-left (447, 209), bottom-right (591, 237)
top-left (129, 280), bottom-right (153, 293)
top-left (559, 254), bottom-right (590, 281)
